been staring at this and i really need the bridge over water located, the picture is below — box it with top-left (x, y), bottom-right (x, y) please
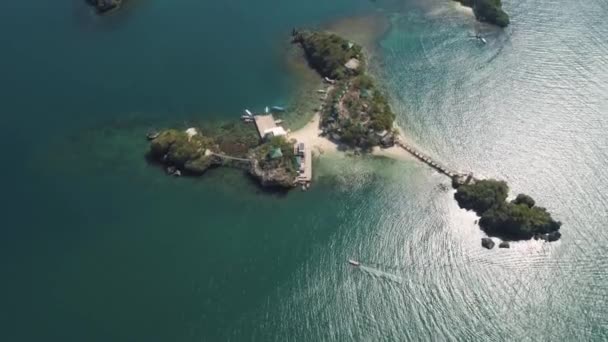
top-left (394, 138), bottom-right (474, 185)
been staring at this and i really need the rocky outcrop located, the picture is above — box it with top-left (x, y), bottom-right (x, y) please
top-left (249, 158), bottom-right (296, 189)
top-left (148, 129), bottom-right (219, 175)
top-left (534, 231), bottom-right (562, 242)
top-left (454, 0), bottom-right (510, 28)
top-left (499, 241), bottom-right (510, 248)
top-left (87, 0), bottom-right (123, 14)
top-left (481, 237), bottom-right (495, 249)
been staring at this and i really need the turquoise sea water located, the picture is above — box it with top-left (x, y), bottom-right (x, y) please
top-left (1, 0), bottom-right (607, 341)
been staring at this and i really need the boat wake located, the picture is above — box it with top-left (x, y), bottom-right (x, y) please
top-left (358, 265), bottom-right (404, 285)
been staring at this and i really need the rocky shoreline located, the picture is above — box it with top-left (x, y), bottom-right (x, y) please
top-left (454, 179), bottom-right (562, 244)
top-left (147, 128), bottom-right (299, 190)
top-left (453, 0), bottom-right (510, 27)
top-left (87, 0), bottom-right (123, 14)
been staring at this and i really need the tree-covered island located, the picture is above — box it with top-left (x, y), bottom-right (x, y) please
top-left (454, 179), bottom-right (562, 241)
top-left (292, 29), bottom-right (396, 149)
top-left (147, 126), bottom-right (300, 189)
top-left (454, 0), bottom-right (510, 27)
top-left (86, 0), bottom-right (123, 14)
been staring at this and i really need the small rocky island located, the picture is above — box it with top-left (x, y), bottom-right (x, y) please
top-left (147, 127), bottom-right (300, 189)
top-left (454, 179), bottom-right (562, 242)
top-left (292, 29), bottom-right (396, 149)
top-left (454, 0), bottom-right (510, 27)
top-left (86, 0), bottom-right (123, 14)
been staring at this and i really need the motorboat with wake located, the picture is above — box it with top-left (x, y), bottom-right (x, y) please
top-left (348, 259), bottom-right (361, 267)
top-left (475, 34), bottom-right (487, 44)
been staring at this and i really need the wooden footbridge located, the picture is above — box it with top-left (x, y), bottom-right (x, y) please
top-left (394, 137), bottom-right (474, 185)
top-left (209, 152), bottom-right (251, 169)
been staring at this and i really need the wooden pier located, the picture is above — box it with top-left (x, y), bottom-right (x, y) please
top-left (394, 138), bottom-right (474, 185)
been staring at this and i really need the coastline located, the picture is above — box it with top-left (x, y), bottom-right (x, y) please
top-left (288, 113), bottom-right (414, 162)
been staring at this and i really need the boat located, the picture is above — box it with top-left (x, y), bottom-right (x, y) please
top-left (348, 259), bottom-right (360, 267)
top-left (244, 109), bottom-right (253, 116)
top-left (146, 130), bottom-right (160, 140)
top-left (317, 89), bottom-right (327, 94)
top-left (271, 106), bottom-right (286, 112)
top-left (265, 106), bottom-right (270, 114)
top-left (475, 34), bottom-right (487, 44)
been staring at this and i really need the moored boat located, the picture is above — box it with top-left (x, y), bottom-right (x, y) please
top-left (146, 130), bottom-right (160, 140)
top-left (348, 259), bottom-right (360, 267)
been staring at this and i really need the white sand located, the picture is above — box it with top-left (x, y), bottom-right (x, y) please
top-left (288, 114), bottom-right (415, 162)
top-left (450, 2), bottom-right (474, 16)
top-left (287, 114), bottom-right (338, 155)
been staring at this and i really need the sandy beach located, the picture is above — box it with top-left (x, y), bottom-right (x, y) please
top-left (287, 113), bottom-right (337, 155)
top-left (288, 113), bottom-right (415, 162)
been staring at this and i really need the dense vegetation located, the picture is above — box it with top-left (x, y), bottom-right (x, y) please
top-left (293, 30), bottom-right (396, 149)
top-left (321, 76), bottom-right (396, 148)
top-left (455, 0), bottom-right (510, 27)
top-left (148, 129), bottom-right (218, 174)
top-left (250, 136), bottom-right (298, 179)
top-left (292, 30), bottom-right (363, 80)
top-left (455, 179), bottom-right (562, 240)
top-left (148, 129), bottom-right (298, 188)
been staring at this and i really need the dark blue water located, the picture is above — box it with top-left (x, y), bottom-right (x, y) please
top-left (1, 0), bottom-right (607, 340)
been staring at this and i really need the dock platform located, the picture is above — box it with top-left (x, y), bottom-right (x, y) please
top-left (297, 146), bottom-right (312, 184)
top-left (253, 114), bottom-right (277, 140)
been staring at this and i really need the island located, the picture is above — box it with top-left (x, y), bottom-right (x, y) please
top-left (454, 179), bottom-right (562, 241)
top-left (147, 126), bottom-right (301, 189)
top-left (86, 0), bottom-right (123, 14)
top-left (292, 29), bottom-right (396, 149)
top-left (454, 0), bottom-right (510, 28)
top-left (144, 29), bottom-right (563, 245)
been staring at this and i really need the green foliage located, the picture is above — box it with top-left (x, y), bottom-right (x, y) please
top-left (480, 203), bottom-right (561, 239)
top-left (368, 90), bottom-right (395, 132)
top-left (454, 179), bottom-right (509, 213)
top-left (353, 75), bottom-right (374, 90)
top-left (512, 193), bottom-right (535, 208)
top-left (455, 0), bottom-right (510, 27)
top-left (293, 30), bottom-right (363, 79)
top-left (149, 129), bottom-right (215, 171)
top-left (455, 179), bottom-right (561, 240)
top-left (252, 136), bottom-right (298, 178)
top-left (294, 30), bottom-right (396, 149)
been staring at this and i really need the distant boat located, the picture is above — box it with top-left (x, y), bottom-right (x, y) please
top-left (146, 130), bottom-right (160, 140)
top-left (244, 109), bottom-right (253, 116)
top-left (265, 106), bottom-right (270, 114)
top-left (348, 259), bottom-right (360, 267)
top-left (271, 106), bottom-right (286, 112)
top-left (475, 34), bottom-right (487, 44)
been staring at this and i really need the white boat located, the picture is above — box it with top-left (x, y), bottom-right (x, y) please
top-left (348, 259), bottom-right (360, 267)
top-left (265, 106), bottom-right (270, 114)
top-left (475, 35), bottom-right (487, 44)
top-left (244, 109), bottom-right (253, 116)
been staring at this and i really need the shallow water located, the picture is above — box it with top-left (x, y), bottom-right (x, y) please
top-left (1, 0), bottom-right (607, 341)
